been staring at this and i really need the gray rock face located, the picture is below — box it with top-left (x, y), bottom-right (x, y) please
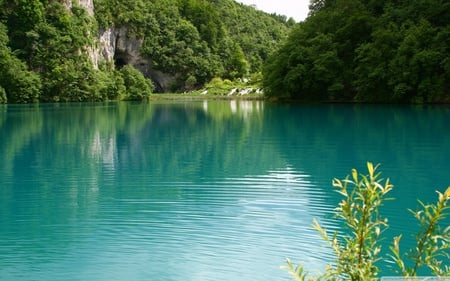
top-left (70, 0), bottom-right (175, 92)
top-left (64, 0), bottom-right (94, 16)
top-left (78, 0), bottom-right (94, 16)
top-left (98, 27), bottom-right (144, 68)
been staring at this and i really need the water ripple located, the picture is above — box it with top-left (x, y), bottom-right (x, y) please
top-left (59, 166), bottom-right (337, 281)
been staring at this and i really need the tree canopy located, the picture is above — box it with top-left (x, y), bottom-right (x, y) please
top-left (263, 0), bottom-right (450, 103)
top-left (0, 0), bottom-right (291, 103)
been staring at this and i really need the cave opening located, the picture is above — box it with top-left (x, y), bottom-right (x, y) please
top-left (114, 51), bottom-right (128, 69)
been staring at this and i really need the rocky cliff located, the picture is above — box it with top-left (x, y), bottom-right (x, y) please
top-left (72, 0), bottom-right (175, 92)
top-left (0, 0), bottom-right (291, 102)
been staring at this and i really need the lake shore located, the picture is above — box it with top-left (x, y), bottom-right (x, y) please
top-left (150, 92), bottom-right (265, 101)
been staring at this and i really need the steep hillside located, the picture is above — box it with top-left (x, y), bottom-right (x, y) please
top-left (0, 0), bottom-right (291, 103)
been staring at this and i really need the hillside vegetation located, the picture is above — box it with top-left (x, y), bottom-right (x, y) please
top-left (263, 0), bottom-right (450, 103)
top-left (0, 0), bottom-right (292, 103)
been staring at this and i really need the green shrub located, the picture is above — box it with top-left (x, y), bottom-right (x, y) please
top-left (390, 188), bottom-right (450, 276)
top-left (204, 77), bottom-right (233, 95)
top-left (120, 65), bottom-right (154, 101)
top-left (284, 163), bottom-right (450, 280)
top-left (93, 70), bottom-right (126, 101)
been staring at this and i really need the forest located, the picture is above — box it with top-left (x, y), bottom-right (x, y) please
top-left (2, 0), bottom-right (448, 104)
top-left (263, 0), bottom-right (450, 103)
top-left (0, 0), bottom-right (292, 103)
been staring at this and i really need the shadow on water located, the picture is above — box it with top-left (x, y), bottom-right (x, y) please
top-left (0, 101), bottom-right (449, 279)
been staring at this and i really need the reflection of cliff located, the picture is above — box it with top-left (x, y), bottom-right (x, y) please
top-left (0, 101), bottom-right (283, 228)
top-left (0, 101), bottom-right (301, 272)
top-left (3, 103), bottom-right (449, 206)
top-left (0, 102), bottom-right (155, 244)
top-left (3, 102), bottom-right (447, 278)
top-left (114, 100), bottom-right (279, 185)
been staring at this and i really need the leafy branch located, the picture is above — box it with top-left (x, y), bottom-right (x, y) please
top-left (284, 163), bottom-right (449, 280)
top-left (390, 187), bottom-right (450, 276)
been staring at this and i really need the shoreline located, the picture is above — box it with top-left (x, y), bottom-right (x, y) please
top-left (150, 93), bottom-right (266, 101)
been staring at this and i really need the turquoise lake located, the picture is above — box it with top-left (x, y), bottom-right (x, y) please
top-left (0, 101), bottom-right (449, 280)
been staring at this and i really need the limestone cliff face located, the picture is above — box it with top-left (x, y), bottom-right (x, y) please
top-left (78, 0), bottom-right (94, 16)
top-left (97, 27), bottom-right (144, 68)
top-left (71, 0), bottom-right (175, 92)
top-left (64, 0), bottom-right (93, 16)
top-left (95, 27), bottom-right (175, 92)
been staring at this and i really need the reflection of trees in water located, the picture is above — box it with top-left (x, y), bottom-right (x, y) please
top-left (267, 104), bottom-right (450, 191)
top-left (0, 101), bottom-right (279, 225)
top-left (3, 102), bottom-right (449, 205)
top-left (0, 103), bottom-right (155, 247)
top-left (116, 100), bottom-right (276, 183)
top-left (1, 102), bottom-right (449, 268)
top-left (0, 105), bottom-right (43, 176)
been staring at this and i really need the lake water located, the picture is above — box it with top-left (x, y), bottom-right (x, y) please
top-left (0, 101), bottom-right (449, 280)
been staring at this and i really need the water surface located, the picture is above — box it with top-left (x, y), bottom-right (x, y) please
top-left (1, 101), bottom-right (449, 280)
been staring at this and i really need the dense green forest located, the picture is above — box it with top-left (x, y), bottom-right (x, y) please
top-left (0, 0), bottom-right (291, 103)
top-left (263, 0), bottom-right (450, 103)
top-left (4, 0), bottom-right (447, 104)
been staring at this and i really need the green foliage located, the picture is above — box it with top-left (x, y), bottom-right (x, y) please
top-left (264, 27), bottom-right (343, 100)
top-left (285, 163), bottom-right (450, 280)
top-left (226, 43), bottom-right (249, 79)
top-left (324, 163), bottom-right (393, 280)
top-left (218, 0), bottom-right (290, 74)
top-left (184, 75), bottom-right (197, 91)
top-left (93, 70), bottom-right (126, 101)
top-left (0, 50), bottom-right (42, 103)
top-left (264, 0), bottom-right (450, 102)
top-left (177, 0), bottom-right (225, 50)
top-left (94, 0), bottom-right (290, 92)
top-left (0, 22), bottom-right (41, 103)
top-left (94, 0), bottom-right (153, 35)
top-left (203, 77), bottom-right (234, 95)
top-left (0, 0), bottom-right (291, 102)
top-left (92, 0), bottom-right (289, 93)
top-left (120, 65), bottom-right (154, 101)
top-left (390, 188), bottom-right (450, 276)
top-left (141, 2), bottom-right (218, 90)
top-left (41, 58), bottom-right (96, 102)
top-left (4, 0), bottom-right (46, 54)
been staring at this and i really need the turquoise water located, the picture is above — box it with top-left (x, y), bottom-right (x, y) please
top-left (0, 101), bottom-right (449, 280)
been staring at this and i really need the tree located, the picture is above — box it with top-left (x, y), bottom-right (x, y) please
top-left (227, 43), bottom-right (249, 79)
top-left (263, 24), bottom-right (343, 100)
top-left (0, 23), bottom-right (41, 103)
top-left (120, 65), bottom-right (154, 101)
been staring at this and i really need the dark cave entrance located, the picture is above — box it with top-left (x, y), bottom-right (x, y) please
top-left (114, 50), bottom-right (129, 69)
